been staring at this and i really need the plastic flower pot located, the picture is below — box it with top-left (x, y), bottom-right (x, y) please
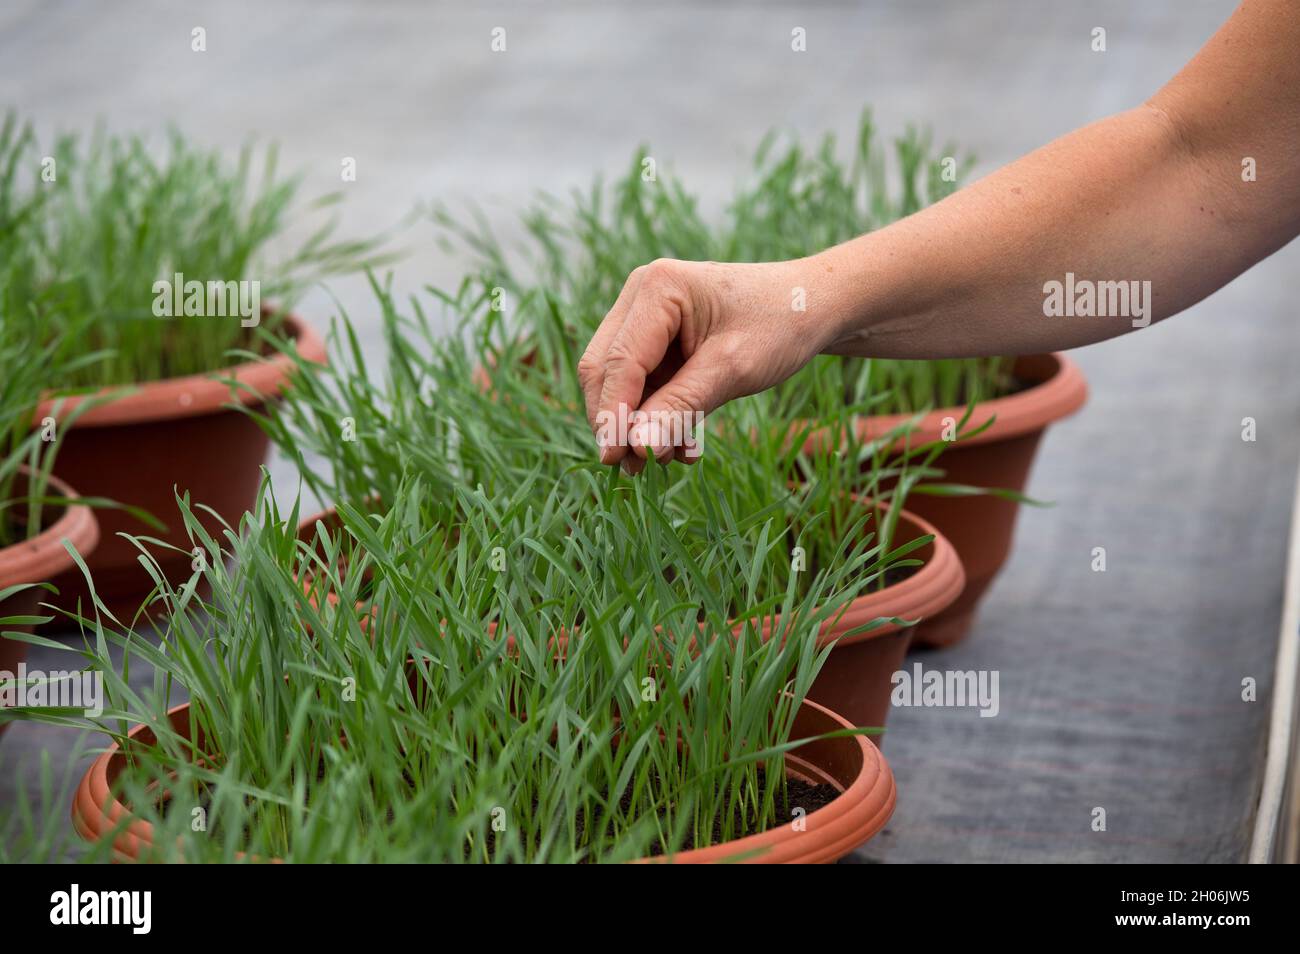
top-left (743, 502), bottom-right (964, 735)
top-left (647, 697), bottom-right (895, 863)
top-left (71, 696), bottom-right (894, 864)
top-left (70, 703), bottom-right (195, 862)
top-left (34, 315), bottom-right (325, 624)
top-left (0, 469), bottom-right (100, 731)
top-left (811, 352), bottom-right (1087, 649)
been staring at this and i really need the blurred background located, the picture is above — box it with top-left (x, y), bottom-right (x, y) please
top-left (3, 0), bottom-right (1295, 862)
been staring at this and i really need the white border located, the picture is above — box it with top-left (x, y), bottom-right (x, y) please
top-left (1249, 454), bottom-right (1300, 863)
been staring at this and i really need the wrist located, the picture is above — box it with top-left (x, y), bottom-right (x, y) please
top-left (798, 243), bottom-right (875, 355)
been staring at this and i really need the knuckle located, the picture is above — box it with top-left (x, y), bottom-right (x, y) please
top-left (576, 352), bottom-right (600, 385)
top-left (665, 379), bottom-right (708, 414)
top-left (604, 338), bottom-right (638, 368)
top-left (640, 258), bottom-right (680, 288)
top-left (618, 267), bottom-right (646, 300)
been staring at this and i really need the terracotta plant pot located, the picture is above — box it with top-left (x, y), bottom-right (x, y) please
top-left (71, 702), bottom-right (193, 861)
top-left (0, 470), bottom-right (100, 730)
top-left (72, 696), bottom-right (894, 863)
top-left (830, 352), bottom-right (1087, 649)
top-left (651, 697), bottom-right (895, 864)
top-left (800, 504), bottom-right (963, 732)
top-left (35, 315), bottom-right (326, 624)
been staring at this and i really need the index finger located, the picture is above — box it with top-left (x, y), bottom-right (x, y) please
top-left (595, 288), bottom-right (682, 466)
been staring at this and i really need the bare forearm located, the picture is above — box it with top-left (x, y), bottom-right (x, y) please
top-left (814, 1), bottom-right (1300, 359)
top-left (814, 108), bottom-right (1227, 357)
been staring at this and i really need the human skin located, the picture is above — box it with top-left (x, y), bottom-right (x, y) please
top-left (577, 0), bottom-right (1300, 473)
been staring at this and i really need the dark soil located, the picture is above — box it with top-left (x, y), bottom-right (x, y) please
top-left (797, 558), bottom-right (918, 591)
top-left (952, 374), bottom-right (1034, 407)
top-left (881, 563), bottom-right (917, 588)
top-left (0, 499), bottom-right (67, 548)
top-left (1004, 375), bottom-right (1034, 398)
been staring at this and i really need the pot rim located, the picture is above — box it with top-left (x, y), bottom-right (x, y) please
top-left (850, 351), bottom-right (1087, 450)
top-left (0, 469), bottom-right (100, 587)
top-left (72, 696), bottom-right (893, 864)
top-left (33, 312), bottom-right (326, 429)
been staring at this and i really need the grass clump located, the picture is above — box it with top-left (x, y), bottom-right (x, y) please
top-left (0, 112), bottom-right (385, 388)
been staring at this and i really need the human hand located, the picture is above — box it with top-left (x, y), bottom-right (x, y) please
top-left (577, 257), bottom-right (836, 473)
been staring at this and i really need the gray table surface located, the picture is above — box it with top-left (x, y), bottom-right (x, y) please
top-left (2, 0), bottom-right (1296, 863)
